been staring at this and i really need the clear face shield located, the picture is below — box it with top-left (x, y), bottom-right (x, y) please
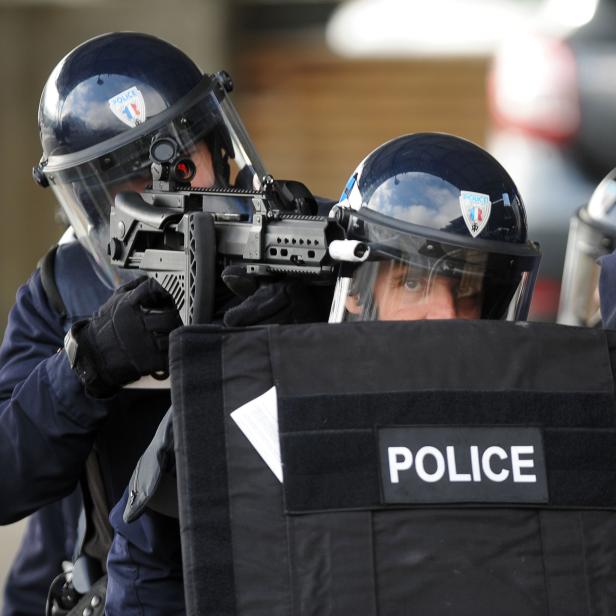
top-left (40, 73), bottom-right (267, 288)
top-left (557, 210), bottom-right (612, 327)
top-left (329, 213), bottom-right (539, 323)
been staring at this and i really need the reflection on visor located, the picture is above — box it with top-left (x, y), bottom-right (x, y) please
top-left (370, 240), bottom-right (488, 293)
top-left (397, 248), bottom-right (486, 296)
top-left (560, 249), bottom-right (601, 327)
top-left (558, 214), bottom-right (607, 327)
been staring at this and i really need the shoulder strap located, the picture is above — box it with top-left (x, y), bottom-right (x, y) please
top-left (37, 239), bottom-right (115, 590)
top-left (38, 245), bottom-right (67, 319)
top-left (72, 451), bottom-right (114, 593)
top-left (82, 452), bottom-right (114, 566)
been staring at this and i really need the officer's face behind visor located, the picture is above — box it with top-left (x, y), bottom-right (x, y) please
top-left (43, 75), bottom-right (266, 289)
top-left (50, 139), bottom-right (216, 289)
top-left (339, 238), bottom-right (534, 322)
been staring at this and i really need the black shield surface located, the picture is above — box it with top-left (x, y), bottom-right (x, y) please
top-left (171, 320), bottom-right (616, 616)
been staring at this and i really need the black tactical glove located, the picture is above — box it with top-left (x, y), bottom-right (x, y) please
top-left (66, 276), bottom-right (182, 398)
top-left (222, 265), bottom-right (330, 327)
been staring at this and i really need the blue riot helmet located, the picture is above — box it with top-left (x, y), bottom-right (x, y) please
top-left (557, 168), bottom-right (616, 327)
top-left (328, 133), bottom-right (541, 322)
top-left (33, 32), bottom-right (267, 288)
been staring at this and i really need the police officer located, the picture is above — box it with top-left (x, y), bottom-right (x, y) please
top-left (329, 132), bottom-right (541, 323)
top-left (0, 31), bottom-right (273, 614)
top-left (558, 168), bottom-right (616, 328)
top-left (105, 132), bottom-right (540, 614)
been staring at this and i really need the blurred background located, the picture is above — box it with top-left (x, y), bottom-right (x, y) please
top-left (1, 0), bottom-right (614, 607)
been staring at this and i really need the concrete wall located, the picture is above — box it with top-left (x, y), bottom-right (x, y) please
top-left (235, 40), bottom-right (489, 200)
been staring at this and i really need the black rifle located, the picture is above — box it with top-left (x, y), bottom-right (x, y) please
top-left (109, 162), bottom-right (339, 324)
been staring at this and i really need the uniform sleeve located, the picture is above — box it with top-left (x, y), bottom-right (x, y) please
top-left (106, 489), bottom-right (184, 616)
top-left (1, 487), bottom-right (81, 616)
top-left (0, 270), bottom-right (108, 524)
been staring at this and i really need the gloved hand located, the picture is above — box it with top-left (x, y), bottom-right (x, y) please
top-left (222, 265), bottom-right (330, 327)
top-left (68, 276), bottom-right (182, 398)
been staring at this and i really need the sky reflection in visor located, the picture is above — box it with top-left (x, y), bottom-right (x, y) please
top-left (366, 173), bottom-right (462, 229)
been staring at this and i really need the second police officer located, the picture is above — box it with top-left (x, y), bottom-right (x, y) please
top-left (329, 133), bottom-right (540, 323)
top-left (0, 31), bottom-right (303, 614)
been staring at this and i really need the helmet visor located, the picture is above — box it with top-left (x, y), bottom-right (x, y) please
top-left (42, 74), bottom-right (267, 288)
top-left (330, 214), bottom-right (539, 323)
top-left (557, 212), bottom-right (608, 327)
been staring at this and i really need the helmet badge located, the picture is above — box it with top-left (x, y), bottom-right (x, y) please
top-left (460, 190), bottom-right (491, 238)
top-left (108, 86), bottom-right (146, 127)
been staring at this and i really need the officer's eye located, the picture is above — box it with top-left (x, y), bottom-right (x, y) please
top-left (404, 277), bottom-right (425, 293)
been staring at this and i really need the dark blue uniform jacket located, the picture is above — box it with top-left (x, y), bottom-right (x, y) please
top-left (0, 240), bottom-right (170, 614)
